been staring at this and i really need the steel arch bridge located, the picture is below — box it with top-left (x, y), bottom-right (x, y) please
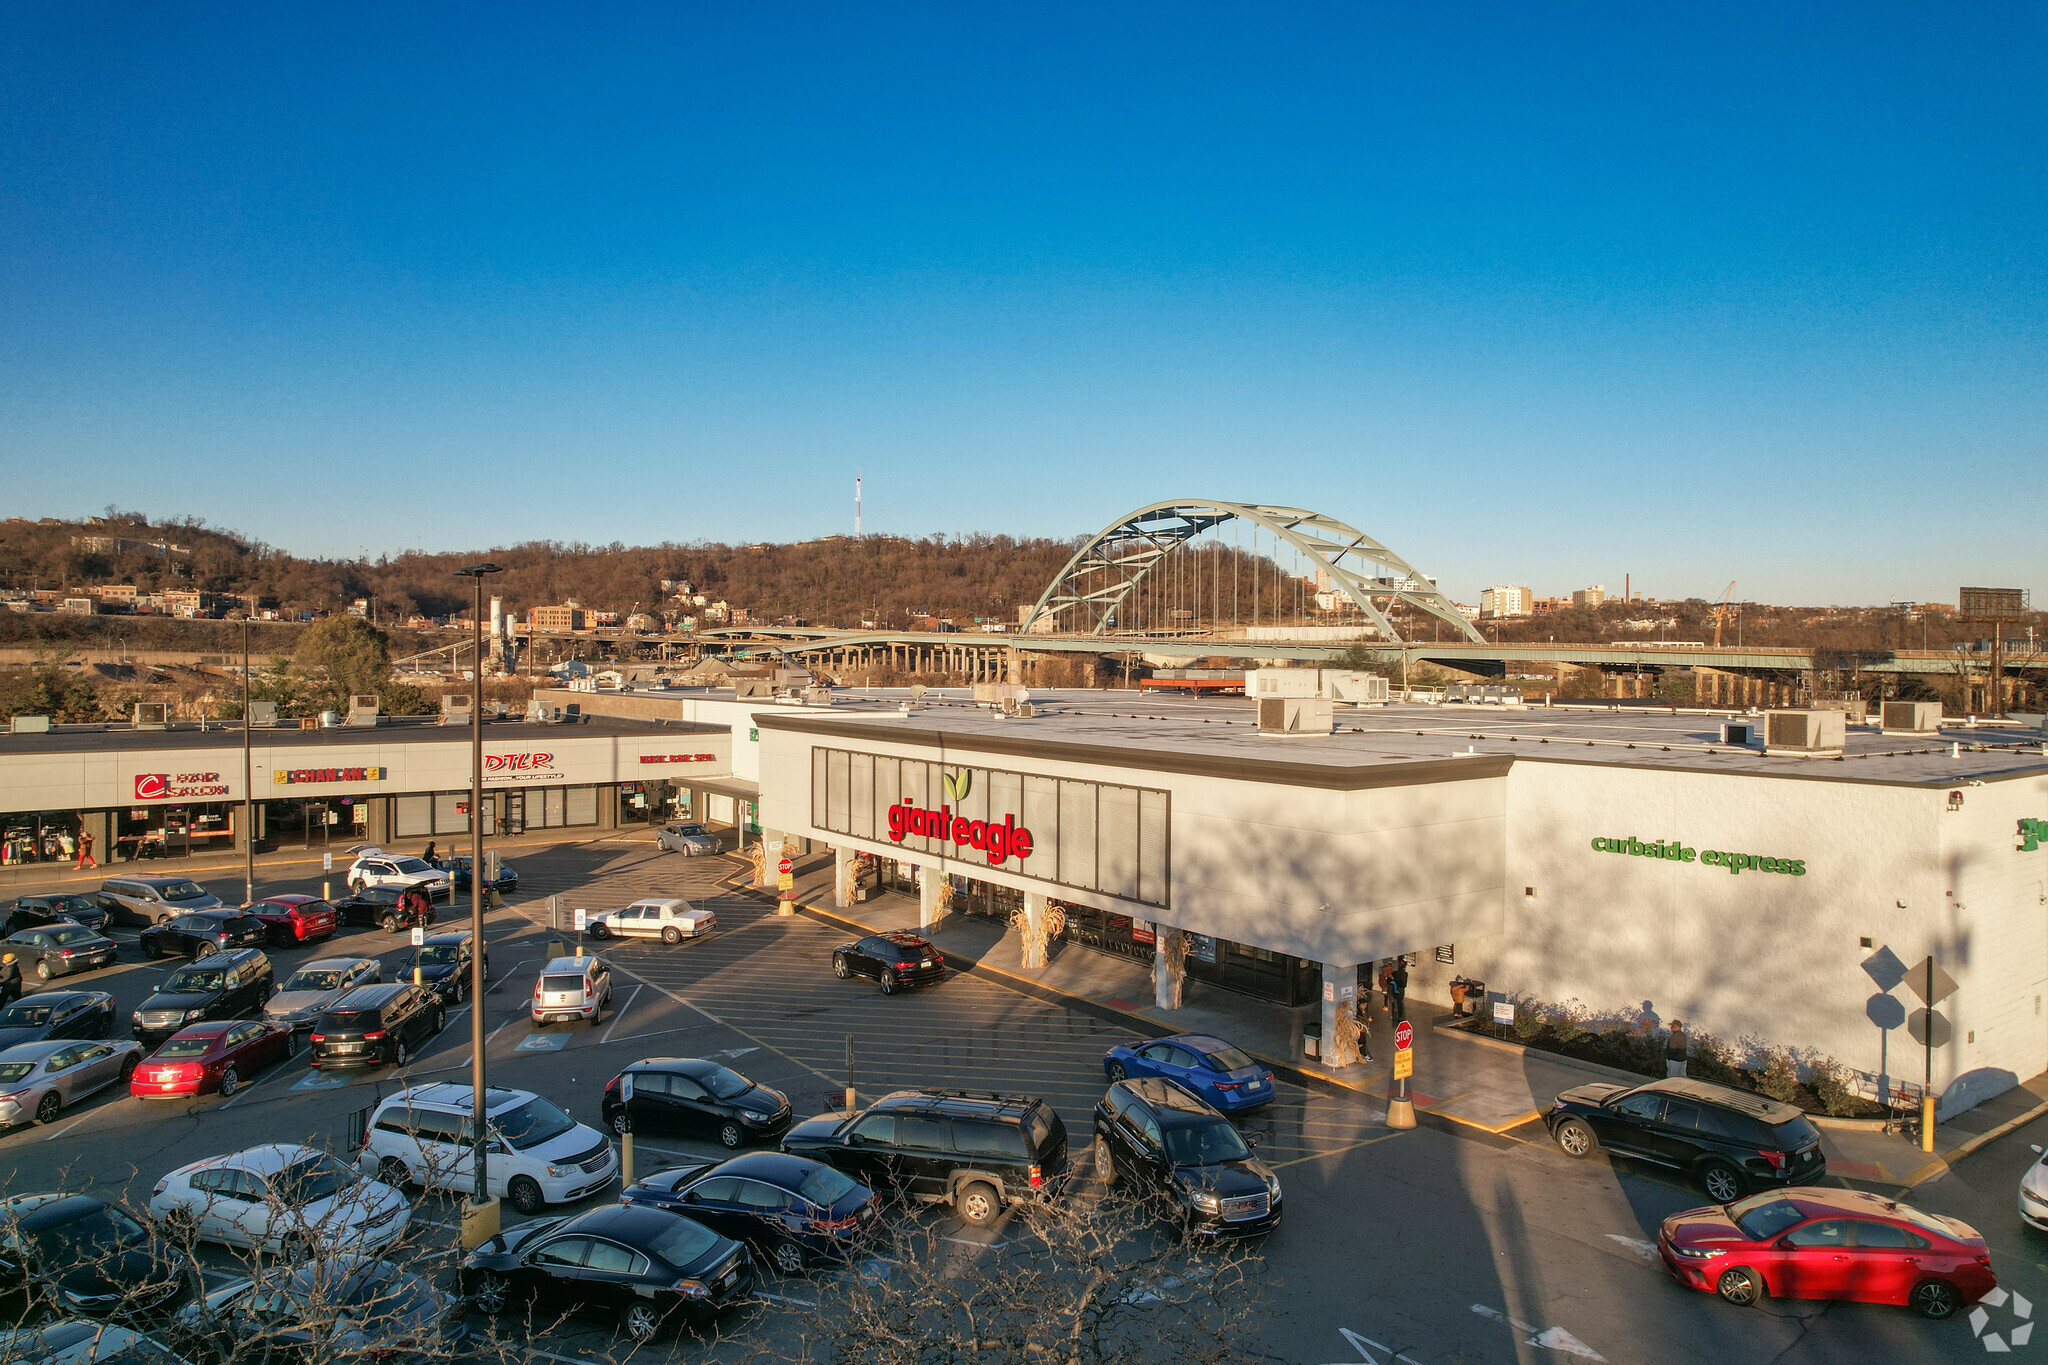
top-left (1020, 500), bottom-right (1486, 645)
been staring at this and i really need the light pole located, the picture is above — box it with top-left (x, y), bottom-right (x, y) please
top-left (454, 563), bottom-right (504, 1244)
top-left (241, 617), bottom-right (255, 906)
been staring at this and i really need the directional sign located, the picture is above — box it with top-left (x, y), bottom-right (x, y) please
top-left (572, 908), bottom-right (588, 933)
top-left (1492, 1000), bottom-right (1514, 1026)
top-left (1394, 1021), bottom-right (1414, 1051)
top-left (1905, 957), bottom-right (1958, 1007)
top-left (322, 852), bottom-right (333, 872)
top-left (410, 926), bottom-right (425, 947)
top-left (1908, 1008), bottom-right (1953, 1049)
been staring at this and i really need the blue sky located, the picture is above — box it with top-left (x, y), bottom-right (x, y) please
top-left (2, 3), bottom-right (2041, 604)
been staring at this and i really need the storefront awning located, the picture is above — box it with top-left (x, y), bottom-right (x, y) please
top-left (673, 775), bottom-right (759, 802)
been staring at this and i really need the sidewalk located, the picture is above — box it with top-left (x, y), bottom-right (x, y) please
top-left (775, 851), bottom-right (2045, 1190)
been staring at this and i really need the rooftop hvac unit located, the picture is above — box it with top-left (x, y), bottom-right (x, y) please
top-left (132, 702), bottom-right (169, 731)
top-left (734, 678), bottom-right (776, 699)
top-left (1720, 721), bottom-right (1754, 746)
top-left (1881, 701), bottom-right (1943, 735)
top-left (1320, 671), bottom-right (1390, 704)
top-left (345, 695), bottom-right (380, 728)
top-left (1250, 668), bottom-right (1320, 699)
top-left (1763, 708), bottom-right (1846, 757)
top-left (245, 700), bottom-right (277, 727)
top-left (440, 693), bottom-right (474, 725)
top-left (1258, 696), bottom-right (1333, 736)
top-left (802, 686), bottom-right (834, 705)
top-left (525, 700), bottom-right (558, 723)
top-left (9, 715), bottom-right (50, 734)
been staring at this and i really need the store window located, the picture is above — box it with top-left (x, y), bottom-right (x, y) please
top-left (0, 813), bottom-right (81, 867)
top-left (114, 802), bottom-right (236, 862)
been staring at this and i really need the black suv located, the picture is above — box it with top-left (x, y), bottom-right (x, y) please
top-left (130, 949), bottom-right (274, 1047)
top-left (333, 886), bottom-right (435, 933)
top-left (310, 982), bottom-right (445, 1070)
top-left (138, 910), bottom-right (267, 960)
top-left (782, 1089), bottom-right (1067, 1227)
top-left (401, 931), bottom-right (490, 1004)
top-left (1094, 1077), bottom-right (1282, 1237)
top-left (1546, 1076), bottom-right (1826, 1202)
top-left (831, 932), bottom-right (945, 995)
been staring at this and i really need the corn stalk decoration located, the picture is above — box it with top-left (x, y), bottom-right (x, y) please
top-left (1158, 927), bottom-right (1191, 1009)
top-left (746, 841), bottom-right (769, 884)
top-left (835, 854), bottom-right (859, 907)
top-left (1010, 900), bottom-right (1068, 970)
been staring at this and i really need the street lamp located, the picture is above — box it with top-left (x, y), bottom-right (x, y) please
top-left (241, 617), bottom-right (255, 906)
top-left (453, 562), bottom-right (504, 1244)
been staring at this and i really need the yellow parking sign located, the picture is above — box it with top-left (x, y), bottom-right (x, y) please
top-left (1392, 1050), bottom-right (1413, 1080)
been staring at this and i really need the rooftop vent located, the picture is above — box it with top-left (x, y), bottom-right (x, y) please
top-left (1763, 708), bottom-right (1846, 757)
top-left (440, 693), bottom-right (474, 725)
top-left (1881, 701), bottom-right (1943, 736)
top-left (1258, 696), bottom-right (1333, 736)
top-left (132, 702), bottom-right (169, 731)
top-left (245, 700), bottom-right (277, 727)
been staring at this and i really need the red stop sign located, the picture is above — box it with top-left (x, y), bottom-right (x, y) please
top-left (1394, 1021), bottom-right (1413, 1051)
top-left (778, 858), bottom-right (792, 875)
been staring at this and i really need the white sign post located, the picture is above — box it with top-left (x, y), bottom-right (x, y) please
top-left (322, 852), bottom-right (333, 872)
top-left (410, 926), bottom-right (425, 947)
top-left (573, 908), bottom-right (588, 933)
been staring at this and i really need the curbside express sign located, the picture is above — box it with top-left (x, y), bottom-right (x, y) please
top-left (1592, 834), bottom-right (1806, 877)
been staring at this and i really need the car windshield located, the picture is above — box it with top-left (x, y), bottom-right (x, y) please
top-left (702, 1065), bottom-right (752, 1100)
top-left (48, 927), bottom-right (100, 946)
top-left (1729, 1195), bottom-right (1808, 1241)
top-left (390, 858), bottom-right (431, 874)
top-left (495, 1097), bottom-right (578, 1151)
top-left (645, 1216), bottom-right (718, 1269)
top-left (153, 1038), bottom-right (214, 1058)
top-left (796, 1164), bottom-right (859, 1207)
top-left (415, 945), bottom-right (462, 965)
top-left (0, 1004), bottom-right (53, 1026)
top-left (55, 897), bottom-right (98, 914)
top-left (1162, 1119), bottom-right (1251, 1166)
top-left (156, 882), bottom-right (208, 902)
top-left (0, 1062), bottom-right (36, 1083)
top-left (1200, 1045), bottom-right (1257, 1073)
top-left (29, 1204), bottom-right (148, 1261)
top-left (284, 969), bottom-right (344, 992)
top-left (271, 1154), bottom-right (357, 1203)
top-left (165, 968), bottom-right (225, 993)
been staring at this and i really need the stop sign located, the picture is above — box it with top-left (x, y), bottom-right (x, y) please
top-left (1394, 1021), bottom-right (1414, 1051)
top-left (778, 858), bottom-right (792, 875)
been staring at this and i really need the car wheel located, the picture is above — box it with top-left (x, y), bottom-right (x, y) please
top-left (619, 1302), bottom-right (662, 1343)
top-left (1094, 1136), bottom-right (1120, 1187)
top-left (1910, 1278), bottom-right (1960, 1319)
top-left (381, 916), bottom-right (401, 934)
top-left (880, 968), bottom-right (897, 995)
top-left (507, 1176), bottom-right (545, 1216)
top-left (718, 1120), bottom-right (745, 1149)
top-left (589, 923), bottom-right (609, 940)
top-left (469, 1271), bottom-right (509, 1315)
top-left (378, 1156), bottom-right (412, 1188)
top-left (142, 937), bottom-right (162, 959)
top-left (32, 959), bottom-right (53, 982)
top-left (833, 954), bottom-right (849, 979)
top-left (1699, 1159), bottom-right (1745, 1204)
top-left (1107, 1061), bottom-right (1128, 1083)
top-left (610, 1109), bottom-right (631, 1137)
top-left (395, 1040), bottom-right (411, 1068)
top-left (156, 912), bottom-right (173, 926)
top-left (1715, 1266), bottom-right (1764, 1307)
top-left (956, 1180), bottom-right (1001, 1227)
top-left (192, 941), bottom-right (215, 958)
top-left (218, 1066), bottom-right (239, 1097)
top-left (771, 1239), bottom-right (807, 1275)
top-left (120, 1053), bottom-right (139, 1081)
top-left (1553, 1118), bottom-right (1597, 1159)
top-left (432, 1009), bottom-right (446, 1035)
top-left (33, 1091), bottom-right (59, 1123)
top-left (662, 926), bottom-right (682, 944)
top-left (281, 1030), bottom-right (298, 1059)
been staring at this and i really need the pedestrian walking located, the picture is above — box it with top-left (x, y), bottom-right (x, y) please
top-left (75, 830), bottom-right (97, 870)
top-left (1665, 1020), bottom-right (1689, 1078)
top-left (0, 954), bottom-right (21, 1007)
top-left (1354, 994), bottom-right (1374, 1064)
top-left (422, 840), bottom-right (438, 868)
top-left (1388, 961), bottom-right (1409, 1024)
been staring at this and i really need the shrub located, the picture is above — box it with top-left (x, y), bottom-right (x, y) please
top-left (1757, 1050), bottom-right (1800, 1103)
top-left (1511, 1002), bottom-right (1545, 1040)
top-left (1809, 1057), bottom-right (1861, 1117)
top-left (1687, 1032), bottom-right (1742, 1086)
top-left (1551, 1005), bottom-right (1590, 1046)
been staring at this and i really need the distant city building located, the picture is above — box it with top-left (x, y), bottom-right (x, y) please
top-left (70, 534), bottom-right (190, 559)
top-left (1456, 603), bottom-right (1482, 622)
top-left (58, 596), bottom-right (96, 616)
top-left (1572, 585), bottom-right (1607, 609)
top-left (529, 604), bottom-right (586, 633)
top-left (1480, 585), bottom-right (1533, 618)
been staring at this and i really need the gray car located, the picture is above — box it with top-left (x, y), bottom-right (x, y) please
top-left (0, 1040), bottom-right (143, 1126)
top-left (655, 823), bottom-right (721, 855)
top-left (4, 925), bottom-right (119, 982)
top-left (264, 958), bottom-right (382, 1033)
top-left (94, 878), bottom-right (223, 928)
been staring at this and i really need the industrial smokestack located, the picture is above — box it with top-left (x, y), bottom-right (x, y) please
top-left (856, 471), bottom-right (863, 540)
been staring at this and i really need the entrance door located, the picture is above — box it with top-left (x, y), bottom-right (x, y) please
top-left (503, 793), bottom-right (526, 836)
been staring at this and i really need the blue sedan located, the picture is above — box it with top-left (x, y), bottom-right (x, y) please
top-left (1103, 1033), bottom-right (1275, 1112)
top-left (442, 856), bottom-right (517, 895)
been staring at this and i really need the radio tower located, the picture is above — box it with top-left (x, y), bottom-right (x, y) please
top-left (855, 471), bottom-right (863, 540)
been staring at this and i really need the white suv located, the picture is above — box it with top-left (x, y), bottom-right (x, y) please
top-left (344, 851), bottom-right (451, 899)
top-left (583, 898), bottom-right (716, 943)
top-left (357, 1082), bottom-right (617, 1216)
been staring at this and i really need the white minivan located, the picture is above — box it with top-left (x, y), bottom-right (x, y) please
top-left (583, 898), bottom-right (716, 943)
top-left (358, 1082), bottom-right (618, 1215)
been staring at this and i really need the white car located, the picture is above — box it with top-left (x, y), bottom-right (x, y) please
top-left (264, 957), bottom-right (382, 1033)
top-left (151, 1143), bottom-right (410, 1258)
top-left (2021, 1143), bottom-right (2048, 1230)
top-left (0, 1321), bottom-right (195, 1365)
top-left (344, 853), bottom-right (450, 900)
top-left (583, 898), bottom-right (716, 943)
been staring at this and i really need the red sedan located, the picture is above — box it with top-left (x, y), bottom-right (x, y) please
top-left (245, 896), bottom-right (339, 947)
top-left (130, 1020), bottom-right (297, 1099)
top-left (1659, 1186), bottom-right (1994, 1319)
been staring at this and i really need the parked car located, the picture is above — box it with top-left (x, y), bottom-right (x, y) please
top-left (176, 1256), bottom-right (463, 1362)
top-left (138, 911), bottom-right (267, 961)
top-left (654, 823), bottom-right (720, 856)
top-left (308, 983), bottom-right (443, 1070)
top-left (620, 1152), bottom-right (876, 1274)
top-left (602, 1058), bottom-right (792, 1147)
top-left (584, 898), bottom-right (715, 943)
top-left (830, 932), bottom-right (945, 995)
top-left (441, 855), bottom-right (517, 895)
top-left (3, 894), bottom-right (110, 935)
top-left (398, 933), bottom-right (488, 1004)
top-left (343, 852), bottom-right (451, 899)
top-left (0, 1194), bottom-right (193, 1325)
top-left (5, 926), bottom-right (119, 983)
top-left (240, 896), bottom-right (338, 947)
top-left (130, 951), bottom-right (274, 1048)
top-left (0, 1040), bottom-right (144, 1125)
top-left (331, 885), bottom-right (413, 929)
top-left (1102, 1034), bottom-right (1275, 1112)
top-left (263, 958), bottom-right (381, 1033)
top-left (359, 1082), bottom-right (617, 1215)
top-left (1546, 1077), bottom-right (1826, 1202)
top-left (0, 1320), bottom-right (194, 1365)
top-left (781, 1088), bottom-right (1068, 1227)
top-left (1659, 1186), bottom-right (1994, 1319)
top-left (95, 879), bottom-right (223, 929)
top-left (150, 1143), bottom-right (409, 1257)
top-left (0, 993), bottom-right (116, 1049)
top-left (1094, 1077), bottom-right (1281, 1237)
top-left (532, 955), bottom-right (613, 1027)
top-left (460, 1204), bottom-right (753, 1340)
top-left (131, 1021), bottom-right (295, 1099)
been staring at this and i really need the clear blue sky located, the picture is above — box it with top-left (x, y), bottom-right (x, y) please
top-left (3, 3), bottom-right (2041, 605)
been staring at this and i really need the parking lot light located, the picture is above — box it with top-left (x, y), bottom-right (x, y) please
top-left (454, 561), bottom-right (504, 1245)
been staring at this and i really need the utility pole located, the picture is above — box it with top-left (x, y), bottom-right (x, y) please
top-left (241, 617), bottom-right (255, 906)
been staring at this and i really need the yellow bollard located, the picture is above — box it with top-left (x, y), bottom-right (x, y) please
top-left (322, 879), bottom-right (331, 901)
top-left (460, 1196), bottom-right (501, 1250)
top-left (1921, 1095), bottom-right (1936, 1153)
top-left (621, 1132), bottom-right (634, 1188)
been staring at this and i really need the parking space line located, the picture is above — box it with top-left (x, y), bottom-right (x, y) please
top-left (42, 1116), bottom-right (89, 1142)
top-left (598, 985), bottom-right (642, 1043)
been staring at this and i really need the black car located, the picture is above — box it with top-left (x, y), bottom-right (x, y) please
top-left (5, 925), bottom-right (119, 982)
top-left (602, 1058), bottom-right (793, 1148)
top-left (138, 911), bottom-right (267, 961)
top-left (621, 1152), bottom-right (876, 1275)
top-left (1545, 1076), bottom-right (1827, 1202)
top-left (0, 1193), bottom-right (193, 1324)
top-left (782, 1088), bottom-right (1068, 1227)
top-left (130, 951), bottom-right (274, 1048)
top-left (831, 931), bottom-right (946, 995)
top-left (443, 856), bottom-right (517, 896)
top-left (309, 982), bottom-right (444, 1070)
top-left (399, 932), bottom-right (490, 1004)
top-left (0, 992), bottom-right (117, 1049)
top-left (332, 886), bottom-right (435, 933)
top-left (1094, 1077), bottom-right (1282, 1238)
top-left (460, 1204), bottom-right (753, 1341)
top-left (3, 895), bottom-right (110, 935)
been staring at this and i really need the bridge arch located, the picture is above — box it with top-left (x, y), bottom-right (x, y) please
top-left (1020, 500), bottom-right (1484, 645)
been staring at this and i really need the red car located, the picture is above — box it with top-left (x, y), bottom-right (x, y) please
top-left (245, 896), bottom-right (339, 947)
top-left (130, 1019), bottom-right (297, 1099)
top-left (1659, 1186), bottom-right (1993, 1320)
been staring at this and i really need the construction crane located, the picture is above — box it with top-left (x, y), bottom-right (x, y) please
top-left (1711, 581), bottom-right (1737, 648)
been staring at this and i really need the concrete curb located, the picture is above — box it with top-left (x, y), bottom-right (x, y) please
top-left (1431, 1021), bottom-right (1658, 1089)
top-left (1899, 1098), bottom-right (2048, 1189)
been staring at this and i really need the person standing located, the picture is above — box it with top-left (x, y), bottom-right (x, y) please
top-left (1354, 992), bottom-right (1374, 1064)
top-left (0, 954), bottom-right (20, 1008)
top-left (75, 829), bottom-right (97, 870)
top-left (1389, 960), bottom-right (1409, 1024)
top-left (1666, 1020), bottom-right (1689, 1078)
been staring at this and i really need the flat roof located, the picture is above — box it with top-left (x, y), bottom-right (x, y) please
top-left (0, 713), bottom-right (723, 758)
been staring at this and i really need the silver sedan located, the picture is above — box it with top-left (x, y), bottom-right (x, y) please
top-left (0, 1039), bottom-right (143, 1126)
top-left (655, 822), bottom-right (722, 855)
top-left (264, 957), bottom-right (382, 1033)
